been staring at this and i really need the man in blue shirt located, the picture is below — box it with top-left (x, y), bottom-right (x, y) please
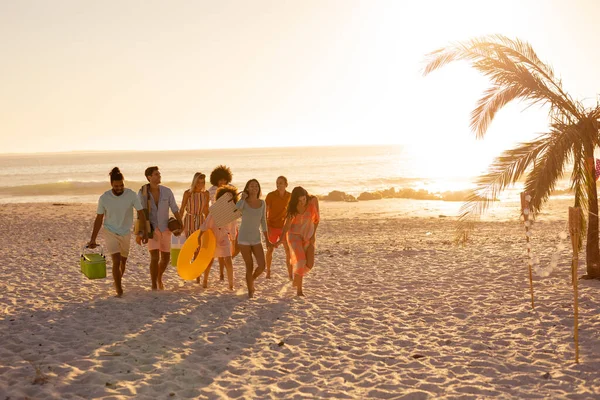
top-left (139, 166), bottom-right (183, 290)
top-left (88, 167), bottom-right (148, 297)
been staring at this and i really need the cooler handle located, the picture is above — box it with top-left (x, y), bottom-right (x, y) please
top-left (81, 244), bottom-right (105, 258)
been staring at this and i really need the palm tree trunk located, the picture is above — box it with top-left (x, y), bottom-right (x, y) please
top-left (585, 154), bottom-right (600, 278)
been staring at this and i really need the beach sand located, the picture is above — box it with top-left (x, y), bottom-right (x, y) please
top-left (1, 199), bottom-right (600, 399)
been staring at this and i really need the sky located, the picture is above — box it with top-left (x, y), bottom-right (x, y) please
top-left (2, 0), bottom-right (600, 175)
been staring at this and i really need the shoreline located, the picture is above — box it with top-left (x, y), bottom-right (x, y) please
top-left (0, 195), bottom-right (577, 221)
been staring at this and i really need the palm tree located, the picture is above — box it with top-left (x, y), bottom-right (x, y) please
top-left (423, 34), bottom-right (600, 279)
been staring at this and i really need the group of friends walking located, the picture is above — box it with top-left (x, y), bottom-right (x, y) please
top-left (87, 165), bottom-right (320, 298)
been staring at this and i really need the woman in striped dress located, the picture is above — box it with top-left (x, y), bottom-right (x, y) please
top-left (180, 172), bottom-right (209, 238)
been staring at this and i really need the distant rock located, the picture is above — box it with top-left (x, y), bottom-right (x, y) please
top-left (357, 192), bottom-right (383, 201)
top-left (379, 187), bottom-right (396, 198)
top-left (323, 190), bottom-right (357, 202)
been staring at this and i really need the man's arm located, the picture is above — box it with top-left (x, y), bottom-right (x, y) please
top-left (169, 189), bottom-right (184, 227)
top-left (88, 214), bottom-right (104, 248)
top-left (136, 209), bottom-right (149, 243)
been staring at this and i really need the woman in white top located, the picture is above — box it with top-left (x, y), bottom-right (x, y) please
top-left (207, 165), bottom-right (233, 282)
top-left (236, 179), bottom-right (272, 297)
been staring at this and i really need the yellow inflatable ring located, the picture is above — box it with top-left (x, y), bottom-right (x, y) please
top-left (177, 229), bottom-right (216, 280)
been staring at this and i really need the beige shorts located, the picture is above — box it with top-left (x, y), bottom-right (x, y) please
top-left (103, 229), bottom-right (131, 257)
top-left (148, 229), bottom-right (172, 253)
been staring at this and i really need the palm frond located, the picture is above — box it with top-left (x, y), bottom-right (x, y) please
top-left (470, 85), bottom-right (524, 139)
top-left (454, 136), bottom-right (553, 243)
top-left (423, 35), bottom-right (582, 136)
top-left (524, 125), bottom-right (581, 213)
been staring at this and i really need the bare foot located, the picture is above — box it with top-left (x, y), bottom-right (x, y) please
top-left (196, 277), bottom-right (201, 284)
top-left (115, 292), bottom-right (123, 298)
top-left (158, 281), bottom-right (164, 290)
top-left (202, 281), bottom-right (208, 289)
top-left (296, 291), bottom-right (304, 297)
top-left (219, 274), bottom-right (225, 281)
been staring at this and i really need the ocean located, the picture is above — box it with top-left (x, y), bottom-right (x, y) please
top-left (0, 145), bottom-right (557, 205)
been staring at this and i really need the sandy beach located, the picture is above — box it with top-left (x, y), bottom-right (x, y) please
top-left (1, 199), bottom-right (600, 399)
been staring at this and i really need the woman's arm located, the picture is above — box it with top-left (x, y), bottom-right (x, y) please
top-left (310, 197), bottom-right (320, 244)
top-left (235, 198), bottom-right (246, 211)
top-left (276, 217), bottom-right (292, 247)
top-left (180, 190), bottom-right (189, 219)
top-left (202, 191), bottom-right (210, 217)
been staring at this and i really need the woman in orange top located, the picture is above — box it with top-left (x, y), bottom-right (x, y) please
top-left (276, 186), bottom-right (320, 296)
top-left (265, 176), bottom-right (291, 280)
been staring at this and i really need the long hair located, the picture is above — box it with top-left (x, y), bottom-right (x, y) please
top-left (209, 165), bottom-right (233, 186)
top-left (190, 172), bottom-right (206, 191)
top-left (286, 186), bottom-right (311, 219)
top-left (216, 185), bottom-right (239, 203)
top-left (243, 179), bottom-right (262, 199)
top-left (109, 167), bottom-right (124, 183)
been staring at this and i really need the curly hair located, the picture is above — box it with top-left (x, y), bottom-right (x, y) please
top-left (216, 185), bottom-right (239, 203)
top-left (209, 165), bottom-right (233, 186)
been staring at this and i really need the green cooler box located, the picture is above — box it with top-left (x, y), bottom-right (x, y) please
top-left (171, 234), bottom-right (186, 266)
top-left (80, 245), bottom-right (107, 279)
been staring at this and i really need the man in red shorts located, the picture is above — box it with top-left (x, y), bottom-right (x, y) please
top-left (265, 176), bottom-right (291, 279)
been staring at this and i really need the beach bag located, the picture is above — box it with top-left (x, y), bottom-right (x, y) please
top-left (208, 191), bottom-right (242, 227)
top-left (135, 184), bottom-right (154, 238)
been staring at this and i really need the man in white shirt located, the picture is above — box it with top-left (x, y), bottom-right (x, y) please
top-left (139, 166), bottom-right (183, 290)
top-left (88, 167), bottom-right (148, 297)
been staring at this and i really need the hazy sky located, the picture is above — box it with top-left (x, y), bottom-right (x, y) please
top-left (2, 0), bottom-right (600, 171)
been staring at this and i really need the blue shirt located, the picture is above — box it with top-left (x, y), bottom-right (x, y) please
top-left (138, 185), bottom-right (179, 232)
top-left (235, 199), bottom-right (267, 245)
top-left (97, 188), bottom-right (143, 236)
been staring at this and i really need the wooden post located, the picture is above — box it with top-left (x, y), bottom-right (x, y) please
top-left (568, 207), bottom-right (581, 364)
top-left (520, 192), bottom-right (535, 309)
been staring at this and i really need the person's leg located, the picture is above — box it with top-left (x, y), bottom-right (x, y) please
top-left (222, 256), bottom-right (234, 290)
top-left (120, 257), bottom-right (127, 277)
top-left (296, 243), bottom-right (313, 296)
top-left (156, 229), bottom-right (172, 290)
top-left (251, 244), bottom-right (266, 280)
top-left (157, 251), bottom-right (170, 290)
top-left (306, 243), bottom-right (315, 270)
top-left (118, 233), bottom-right (131, 278)
top-left (219, 258), bottom-right (225, 281)
top-left (283, 241), bottom-right (292, 280)
top-left (239, 245), bottom-right (254, 297)
top-left (111, 253), bottom-right (123, 296)
top-left (265, 246), bottom-right (274, 279)
top-left (296, 275), bottom-right (304, 296)
top-left (287, 234), bottom-right (300, 287)
top-left (198, 257), bottom-right (213, 285)
top-left (149, 249), bottom-right (160, 290)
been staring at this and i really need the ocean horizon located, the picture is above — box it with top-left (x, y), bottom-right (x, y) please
top-left (0, 144), bottom-right (568, 205)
